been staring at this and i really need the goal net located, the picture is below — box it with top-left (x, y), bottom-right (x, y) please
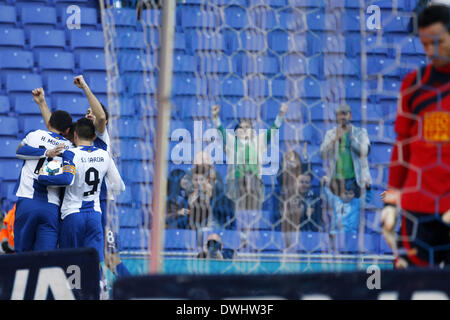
top-left (99, 0), bottom-right (428, 277)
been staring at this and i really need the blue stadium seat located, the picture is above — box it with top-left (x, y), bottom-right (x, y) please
top-left (249, 0), bottom-right (286, 6)
top-left (298, 231), bottom-right (329, 253)
top-left (220, 76), bottom-right (244, 97)
top-left (379, 234), bottom-right (393, 255)
top-left (119, 52), bottom-right (156, 73)
top-left (284, 100), bottom-right (307, 122)
top-left (0, 159), bottom-right (22, 180)
top-left (131, 183), bottom-right (152, 205)
top-left (278, 8), bottom-right (307, 32)
top-left (235, 98), bottom-right (259, 120)
top-left (306, 11), bottom-right (338, 32)
top-left (164, 229), bottom-right (197, 252)
top-left (20, 5), bottom-right (57, 29)
top-left (281, 53), bottom-right (307, 76)
top-left (45, 72), bottom-right (80, 95)
top-left (119, 228), bottom-right (149, 251)
top-left (299, 77), bottom-right (322, 100)
top-left (246, 231), bottom-right (284, 252)
top-left (116, 119), bottom-right (144, 138)
top-left (126, 74), bottom-right (157, 96)
top-left (0, 28), bottom-right (25, 49)
top-left (105, 8), bottom-right (137, 29)
top-left (181, 97), bottom-right (213, 119)
top-left (118, 208), bottom-right (143, 228)
top-left (69, 30), bottom-right (105, 51)
top-left (139, 9), bottom-right (160, 28)
top-left (367, 57), bottom-right (398, 77)
top-left (382, 14), bottom-right (410, 33)
top-left (173, 75), bottom-right (208, 96)
top-left (38, 51), bottom-right (74, 72)
top-left (0, 137), bottom-right (20, 158)
top-left (115, 31), bottom-right (145, 50)
top-left (246, 76), bottom-right (268, 98)
top-left (290, 0), bottom-right (324, 8)
top-left (342, 9), bottom-right (362, 32)
top-left (29, 29), bottom-right (66, 54)
top-left (237, 53), bottom-right (278, 76)
top-left (248, 6), bottom-right (276, 30)
top-left (115, 186), bottom-right (133, 205)
top-left (270, 76), bottom-right (288, 98)
top-left (12, 93), bottom-right (42, 115)
top-left (186, 30), bottom-right (224, 53)
top-left (20, 115), bottom-right (47, 135)
top-left (323, 56), bottom-right (359, 78)
top-left (59, 6), bottom-right (98, 30)
top-left (78, 51), bottom-right (106, 72)
top-left (197, 53), bottom-right (231, 75)
top-left (180, 9), bottom-right (218, 28)
top-left (6, 73), bottom-right (42, 93)
top-left (1, 180), bottom-right (18, 207)
top-left (52, 95), bottom-right (88, 116)
top-left (173, 54), bottom-right (196, 73)
top-left (0, 95), bottom-right (9, 114)
top-left (85, 72), bottom-right (115, 94)
top-left (223, 5), bottom-right (249, 29)
top-left (110, 97), bottom-right (136, 117)
top-left (226, 29), bottom-right (266, 53)
top-left (364, 233), bottom-right (380, 254)
top-left (119, 138), bottom-right (153, 161)
top-left (54, 0), bottom-right (88, 3)
top-left (0, 50), bottom-right (33, 74)
top-left (370, 143), bottom-right (393, 164)
top-left (0, 5), bottom-right (16, 27)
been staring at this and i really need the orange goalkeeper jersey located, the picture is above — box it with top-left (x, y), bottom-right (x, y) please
top-left (0, 204), bottom-right (15, 248)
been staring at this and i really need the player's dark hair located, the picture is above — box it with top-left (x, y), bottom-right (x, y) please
top-left (49, 110), bottom-right (73, 134)
top-left (75, 118), bottom-right (96, 141)
top-left (100, 103), bottom-right (109, 122)
top-left (418, 4), bottom-right (450, 32)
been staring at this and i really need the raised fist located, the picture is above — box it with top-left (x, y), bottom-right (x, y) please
top-left (73, 75), bottom-right (88, 89)
top-left (211, 105), bottom-right (220, 119)
top-left (32, 88), bottom-right (45, 104)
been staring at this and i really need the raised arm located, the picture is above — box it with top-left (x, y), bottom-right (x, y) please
top-left (266, 102), bottom-right (288, 142)
top-left (74, 75), bottom-right (107, 134)
top-left (32, 88), bottom-right (51, 129)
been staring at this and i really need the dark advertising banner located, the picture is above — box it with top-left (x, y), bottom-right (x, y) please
top-left (0, 248), bottom-right (99, 300)
top-left (113, 268), bottom-right (450, 300)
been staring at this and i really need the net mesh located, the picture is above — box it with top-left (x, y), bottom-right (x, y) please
top-left (98, 0), bottom-right (431, 275)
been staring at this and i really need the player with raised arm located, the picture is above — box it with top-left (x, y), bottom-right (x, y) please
top-left (37, 118), bottom-right (125, 280)
top-left (381, 3), bottom-right (450, 268)
top-left (14, 97), bottom-right (73, 252)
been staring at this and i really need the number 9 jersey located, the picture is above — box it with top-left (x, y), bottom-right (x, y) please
top-left (39, 145), bottom-right (125, 220)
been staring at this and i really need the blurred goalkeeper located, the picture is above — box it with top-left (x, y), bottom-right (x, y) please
top-left (382, 2), bottom-right (450, 268)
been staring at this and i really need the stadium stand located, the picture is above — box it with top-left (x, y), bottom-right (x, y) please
top-left (0, 0), bottom-right (425, 262)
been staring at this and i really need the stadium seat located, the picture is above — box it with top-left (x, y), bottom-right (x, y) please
top-left (59, 6), bottom-right (98, 30)
top-left (0, 28), bottom-right (25, 49)
top-left (115, 31), bottom-right (146, 51)
top-left (116, 118), bottom-right (144, 138)
top-left (164, 229), bottom-right (197, 252)
top-left (115, 185), bottom-right (134, 205)
top-left (306, 11), bottom-right (338, 32)
top-left (197, 53), bottom-right (231, 75)
top-left (29, 29), bottom-right (66, 54)
top-left (226, 29), bottom-right (266, 53)
top-left (237, 54), bottom-right (278, 76)
top-left (45, 72), bottom-right (80, 95)
top-left (323, 56), bottom-right (359, 78)
top-left (119, 228), bottom-right (149, 251)
top-left (0, 137), bottom-right (20, 158)
top-left (20, 5), bottom-right (57, 29)
top-left (52, 95), bottom-right (88, 116)
top-left (342, 9), bottom-right (362, 32)
top-left (139, 9), bottom-right (161, 28)
top-left (246, 76), bottom-right (268, 98)
top-left (173, 54), bottom-right (196, 73)
top-left (379, 234), bottom-right (393, 255)
top-left (382, 15), bottom-right (410, 34)
top-left (246, 230), bottom-right (284, 252)
top-left (131, 183), bottom-right (152, 205)
top-left (119, 52), bottom-right (156, 73)
top-left (20, 115), bottom-right (47, 135)
top-left (1, 180), bottom-right (18, 207)
top-left (0, 95), bottom-right (9, 114)
top-left (281, 53), bottom-right (307, 76)
top-left (105, 8), bottom-right (137, 30)
top-left (0, 5), bottom-right (16, 27)
top-left (186, 30), bottom-right (224, 53)
top-left (78, 51), bottom-right (106, 72)
top-left (180, 9), bottom-right (218, 28)
top-left (248, 5), bottom-right (276, 30)
top-left (126, 74), bottom-right (157, 96)
top-left (290, 0), bottom-right (324, 8)
top-left (298, 232), bottom-right (329, 253)
top-left (0, 50), bottom-right (33, 74)
top-left (0, 159), bottom-right (22, 180)
top-left (278, 8), bottom-right (307, 32)
top-left (370, 143), bottom-right (393, 164)
top-left (173, 75), bottom-right (208, 96)
top-left (223, 5), bottom-right (249, 29)
top-left (38, 51), bottom-right (74, 72)
top-left (12, 93), bottom-right (43, 115)
top-left (6, 73), bottom-right (42, 93)
top-left (84, 72), bottom-right (114, 94)
top-left (69, 30), bottom-right (105, 51)
top-left (119, 138), bottom-right (153, 161)
top-left (118, 208), bottom-right (143, 228)
top-left (110, 97), bottom-right (136, 117)
top-left (181, 97), bottom-right (213, 119)
top-left (220, 76), bottom-right (244, 97)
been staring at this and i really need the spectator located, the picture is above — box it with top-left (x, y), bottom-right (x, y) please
top-left (319, 103), bottom-right (372, 198)
top-left (211, 103), bottom-right (288, 211)
top-left (187, 164), bottom-right (214, 230)
top-left (298, 170), bottom-right (323, 233)
top-left (322, 176), bottom-right (373, 239)
top-left (166, 168), bottom-right (190, 229)
top-left (0, 204), bottom-right (15, 254)
top-left (197, 233), bottom-right (224, 260)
